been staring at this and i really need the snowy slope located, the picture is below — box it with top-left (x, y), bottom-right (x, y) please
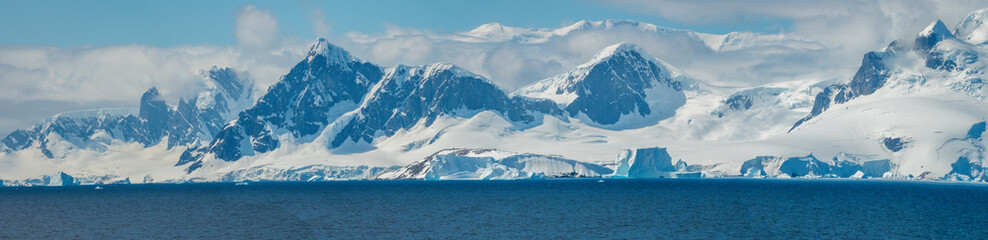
top-left (515, 42), bottom-right (694, 129)
top-left (955, 8), bottom-right (988, 45)
top-left (179, 38), bottom-right (383, 170)
top-left (327, 63), bottom-right (562, 149)
top-left (451, 19), bottom-right (823, 53)
top-left (7, 10), bottom-right (988, 185)
top-left (698, 32), bottom-right (826, 52)
top-left (774, 18), bottom-right (988, 180)
top-left (0, 67), bottom-right (257, 186)
top-left (0, 66), bottom-right (255, 157)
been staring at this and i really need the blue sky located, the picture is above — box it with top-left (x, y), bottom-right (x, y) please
top-left (0, 0), bottom-right (792, 48)
top-left (0, 0), bottom-right (985, 137)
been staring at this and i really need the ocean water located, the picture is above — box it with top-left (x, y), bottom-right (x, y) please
top-left (0, 179), bottom-right (986, 239)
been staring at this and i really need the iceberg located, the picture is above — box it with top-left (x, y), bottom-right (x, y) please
top-left (377, 148), bottom-right (614, 180)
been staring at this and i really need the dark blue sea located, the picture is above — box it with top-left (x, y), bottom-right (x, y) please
top-left (1, 179), bottom-right (986, 239)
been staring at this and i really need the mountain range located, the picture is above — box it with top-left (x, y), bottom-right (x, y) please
top-left (4, 9), bottom-right (988, 185)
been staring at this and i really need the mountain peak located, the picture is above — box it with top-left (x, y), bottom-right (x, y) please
top-left (916, 20), bottom-right (956, 52)
top-left (306, 38), bottom-right (357, 64)
top-left (465, 22), bottom-right (532, 41)
top-left (586, 42), bottom-right (652, 66)
top-left (140, 87), bottom-right (162, 104)
top-left (423, 62), bottom-right (481, 79)
top-left (471, 22), bottom-right (505, 32)
top-left (919, 20), bottom-right (954, 39)
top-left (515, 42), bottom-right (687, 128)
top-left (955, 8), bottom-right (988, 44)
top-left (203, 67), bottom-right (246, 94)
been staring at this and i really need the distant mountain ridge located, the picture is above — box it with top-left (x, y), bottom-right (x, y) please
top-left (1, 67), bottom-right (254, 158)
top-left (5, 11), bottom-right (988, 185)
top-left (179, 39), bottom-right (692, 171)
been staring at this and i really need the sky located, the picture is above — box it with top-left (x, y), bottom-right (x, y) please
top-left (1, 0), bottom-right (987, 137)
top-left (0, 0), bottom-right (790, 47)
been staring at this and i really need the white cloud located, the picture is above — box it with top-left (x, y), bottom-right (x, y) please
top-left (604, 0), bottom-right (988, 58)
top-left (334, 20), bottom-right (837, 90)
top-left (0, 4), bottom-right (316, 136)
top-left (310, 9), bottom-right (331, 38)
top-left (4, 2), bottom-right (988, 137)
top-left (0, 42), bottom-right (312, 136)
top-left (368, 35), bottom-right (435, 65)
top-left (235, 4), bottom-right (280, 49)
top-left (330, 2), bottom-right (988, 92)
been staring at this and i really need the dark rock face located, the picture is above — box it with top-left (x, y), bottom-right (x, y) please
top-left (790, 21), bottom-right (969, 132)
top-left (790, 50), bottom-right (894, 132)
top-left (331, 64), bottom-right (563, 148)
top-left (139, 87), bottom-right (171, 141)
top-left (882, 137), bottom-right (907, 152)
top-left (724, 94), bottom-right (754, 112)
top-left (947, 156), bottom-right (982, 179)
top-left (712, 87), bottom-right (786, 118)
top-left (0, 130), bottom-right (33, 151)
top-left (927, 49), bottom-right (979, 72)
top-left (914, 20), bottom-right (955, 54)
top-left (506, 96), bottom-right (565, 123)
top-left (561, 49), bottom-right (684, 125)
top-left (4, 39), bottom-right (695, 174)
top-left (241, 49), bottom-right (382, 139)
top-left (0, 113), bottom-right (148, 158)
top-left (968, 121), bottom-right (987, 139)
top-left (1, 67), bottom-right (255, 159)
top-left (835, 51), bottom-right (894, 104)
top-left (184, 39), bottom-right (384, 166)
top-left (164, 67), bottom-right (254, 149)
top-left (180, 40), bottom-right (571, 169)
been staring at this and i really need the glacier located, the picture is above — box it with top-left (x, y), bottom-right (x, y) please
top-left (377, 147), bottom-right (709, 180)
top-left (7, 10), bottom-right (988, 185)
top-left (376, 148), bottom-right (614, 180)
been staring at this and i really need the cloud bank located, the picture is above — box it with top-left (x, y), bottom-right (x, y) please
top-left (2, 2), bottom-right (987, 136)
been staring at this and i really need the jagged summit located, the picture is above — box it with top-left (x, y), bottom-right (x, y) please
top-left (10, 14), bottom-right (988, 184)
top-left (306, 38), bottom-right (358, 64)
top-left (201, 66), bottom-right (249, 101)
top-left (179, 38), bottom-right (384, 166)
top-left (517, 42), bottom-right (680, 103)
top-left (916, 20), bottom-right (956, 52)
top-left (139, 87), bottom-right (168, 122)
top-left (955, 8), bottom-right (988, 44)
top-left (516, 42), bottom-right (689, 128)
top-left (422, 62), bottom-right (483, 79)
top-left (328, 61), bottom-right (560, 149)
top-left (920, 20), bottom-right (954, 38)
top-left (466, 22), bottom-right (528, 38)
top-left (586, 42), bottom-right (651, 66)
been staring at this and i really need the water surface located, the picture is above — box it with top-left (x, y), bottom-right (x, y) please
top-left (1, 179), bottom-right (986, 239)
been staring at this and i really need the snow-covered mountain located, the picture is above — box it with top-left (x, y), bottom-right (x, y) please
top-left (779, 13), bottom-right (988, 181)
top-left (0, 67), bottom-right (254, 158)
top-left (179, 39), bottom-right (383, 171)
top-left (515, 42), bottom-right (693, 128)
top-left (328, 63), bottom-right (563, 149)
top-left (955, 8), bottom-right (988, 45)
top-left (7, 10), bottom-right (988, 185)
top-left (452, 19), bottom-right (824, 52)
